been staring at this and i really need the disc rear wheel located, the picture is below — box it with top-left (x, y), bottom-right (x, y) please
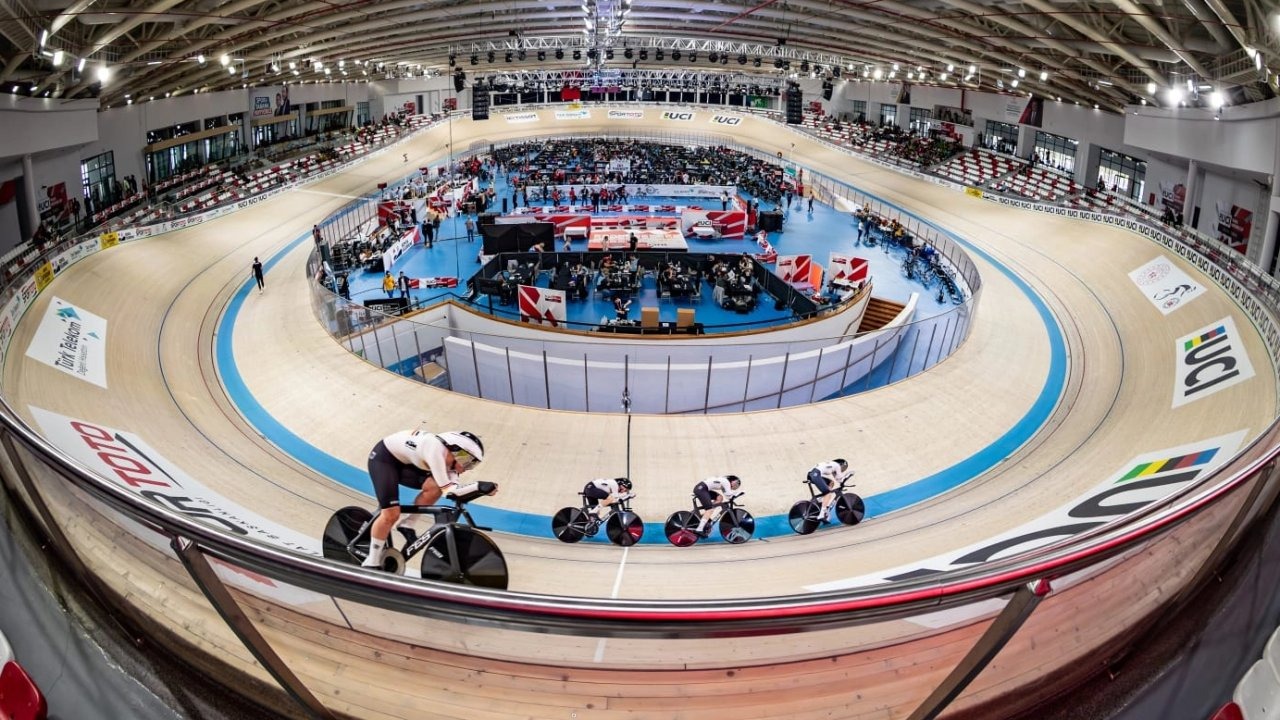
top-left (323, 506), bottom-right (373, 564)
top-left (419, 526), bottom-right (509, 590)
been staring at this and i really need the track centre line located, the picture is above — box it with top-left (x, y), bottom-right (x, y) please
top-left (594, 545), bottom-right (631, 662)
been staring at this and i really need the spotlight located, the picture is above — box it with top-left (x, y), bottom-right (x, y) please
top-left (625, 48), bottom-right (633, 59)
top-left (1017, 67), bottom-right (1025, 78)
top-left (709, 52), bottom-right (718, 63)
top-left (505, 52), bottom-right (512, 62)
top-left (872, 68), bottom-right (883, 80)
top-left (721, 55), bottom-right (728, 65)
top-left (449, 54), bottom-right (456, 66)
top-left (588, 49), bottom-right (597, 60)
top-left (640, 49), bottom-right (648, 60)
top-left (556, 48), bottom-right (565, 60)
top-left (573, 49), bottom-right (582, 60)
top-left (753, 57), bottom-right (761, 68)
top-left (605, 49), bottom-right (613, 60)
top-left (470, 54), bottom-right (478, 65)
top-left (538, 50), bottom-right (546, 61)
top-left (1039, 70), bottom-right (1048, 81)
top-left (774, 58), bottom-right (784, 69)
top-left (800, 60), bottom-right (809, 72)
top-left (487, 51), bottom-right (495, 62)
top-left (655, 49), bottom-right (664, 61)
top-left (672, 50), bottom-right (681, 61)
top-left (220, 53), bottom-right (230, 66)
top-left (946, 63), bottom-right (954, 72)
top-left (518, 50), bottom-right (526, 61)
top-left (738, 54), bottom-right (747, 65)
top-left (197, 53), bottom-right (205, 65)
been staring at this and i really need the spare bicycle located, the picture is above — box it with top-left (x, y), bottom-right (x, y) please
top-left (551, 491), bottom-right (644, 546)
top-left (664, 492), bottom-right (755, 547)
top-left (788, 475), bottom-right (865, 535)
top-left (322, 482), bottom-right (509, 589)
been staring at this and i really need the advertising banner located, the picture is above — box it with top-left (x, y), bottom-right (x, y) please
top-left (252, 86), bottom-right (291, 118)
top-left (554, 109), bottom-right (591, 120)
top-left (1128, 256), bottom-right (1205, 315)
top-left (1158, 181), bottom-right (1185, 216)
top-left (25, 297), bottom-right (108, 388)
top-left (518, 285), bottom-right (566, 327)
top-left (828, 254), bottom-right (869, 285)
top-left (807, 429), bottom-right (1248, 591)
top-left (1215, 202), bottom-right (1253, 254)
top-left (775, 254), bottom-right (812, 287)
top-left (607, 109), bottom-right (644, 120)
top-left (30, 406), bottom-right (321, 555)
top-left (1172, 316), bottom-right (1255, 408)
top-left (660, 110), bottom-right (696, 122)
top-left (709, 114), bottom-right (742, 127)
top-left (504, 112), bottom-right (539, 123)
top-left (381, 226), bottom-right (419, 272)
top-left (33, 261), bottom-right (54, 292)
top-left (99, 231), bottom-right (119, 250)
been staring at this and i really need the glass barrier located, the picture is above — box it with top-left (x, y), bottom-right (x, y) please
top-left (0, 104), bottom-right (1278, 720)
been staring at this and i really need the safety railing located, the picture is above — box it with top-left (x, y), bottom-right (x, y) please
top-left (0, 103), bottom-right (1276, 720)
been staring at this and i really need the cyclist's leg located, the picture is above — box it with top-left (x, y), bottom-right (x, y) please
top-left (808, 473), bottom-right (836, 520)
top-left (583, 485), bottom-right (610, 519)
top-left (693, 483), bottom-right (716, 532)
top-left (364, 442), bottom-right (405, 567)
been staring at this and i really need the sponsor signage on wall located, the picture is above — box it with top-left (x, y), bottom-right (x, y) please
top-left (1214, 202), bottom-right (1253, 254)
top-left (33, 261), bottom-right (54, 292)
top-left (25, 297), bottom-right (108, 388)
top-left (661, 111), bottom-right (696, 121)
top-left (1128, 256), bottom-right (1204, 315)
top-left (98, 231), bottom-right (119, 250)
top-left (30, 407), bottom-right (321, 554)
top-left (518, 285), bottom-right (567, 326)
top-left (806, 429), bottom-right (1249, 592)
top-left (1173, 316), bottom-right (1255, 408)
top-left (504, 112), bottom-right (539, 123)
top-left (554, 109), bottom-right (591, 120)
top-left (607, 109), bottom-right (644, 120)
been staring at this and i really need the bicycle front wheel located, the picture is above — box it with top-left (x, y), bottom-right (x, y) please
top-left (323, 506), bottom-right (373, 564)
top-left (419, 527), bottom-right (509, 590)
top-left (719, 509), bottom-right (755, 544)
top-left (836, 493), bottom-right (867, 525)
top-left (551, 507), bottom-right (589, 543)
top-left (606, 511), bottom-right (645, 546)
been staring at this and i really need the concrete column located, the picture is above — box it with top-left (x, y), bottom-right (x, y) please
top-left (20, 154), bottom-right (38, 240)
top-left (1077, 143), bottom-right (1102, 187)
top-left (1016, 124), bottom-right (1037, 159)
top-left (1184, 159), bottom-right (1202, 228)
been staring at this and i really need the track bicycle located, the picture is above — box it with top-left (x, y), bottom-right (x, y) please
top-left (551, 491), bottom-right (645, 546)
top-left (664, 492), bottom-right (755, 547)
top-left (322, 482), bottom-right (509, 589)
top-left (787, 475), bottom-right (866, 535)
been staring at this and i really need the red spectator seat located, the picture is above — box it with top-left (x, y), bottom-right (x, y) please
top-left (0, 659), bottom-right (47, 720)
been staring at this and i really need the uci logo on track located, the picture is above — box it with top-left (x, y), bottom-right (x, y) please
top-left (1173, 316), bottom-right (1255, 408)
top-left (661, 111), bottom-right (695, 121)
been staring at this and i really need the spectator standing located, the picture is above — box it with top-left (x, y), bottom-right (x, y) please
top-left (432, 210), bottom-right (443, 241)
top-left (252, 257), bottom-right (265, 293)
top-left (720, 190), bottom-right (729, 211)
top-left (399, 271), bottom-right (410, 299)
top-left (312, 224), bottom-right (324, 247)
top-left (465, 215), bottom-right (476, 243)
top-left (382, 271), bottom-right (396, 299)
top-left (338, 274), bottom-right (350, 300)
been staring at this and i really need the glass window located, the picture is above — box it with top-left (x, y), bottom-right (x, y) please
top-left (879, 103), bottom-right (897, 125)
top-left (356, 102), bottom-right (370, 126)
top-left (983, 121), bottom-right (1018, 154)
top-left (908, 107), bottom-right (932, 133)
top-left (1033, 130), bottom-right (1078, 173)
top-left (81, 151), bottom-right (116, 208)
top-left (849, 100), bottom-right (866, 122)
top-left (1098, 149), bottom-right (1147, 199)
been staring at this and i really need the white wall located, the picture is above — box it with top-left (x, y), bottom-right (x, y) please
top-left (1124, 100), bottom-right (1280, 176)
top-left (1197, 168), bottom-right (1269, 240)
top-left (0, 96), bottom-right (98, 162)
top-left (0, 159), bottom-right (22, 253)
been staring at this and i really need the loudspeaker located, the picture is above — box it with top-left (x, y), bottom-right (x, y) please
top-left (479, 212), bottom-right (498, 227)
top-left (759, 211), bottom-right (783, 231)
top-left (453, 71), bottom-right (466, 92)
top-left (471, 87), bottom-right (489, 121)
top-left (785, 86), bottom-right (803, 125)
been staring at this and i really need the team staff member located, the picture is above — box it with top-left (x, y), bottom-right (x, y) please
top-left (582, 477), bottom-right (633, 520)
top-left (382, 271), bottom-right (396, 299)
top-left (693, 475), bottom-right (742, 536)
top-left (362, 429), bottom-right (489, 569)
top-left (251, 257), bottom-right (265, 293)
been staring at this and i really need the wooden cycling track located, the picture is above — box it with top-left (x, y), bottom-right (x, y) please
top-left (2, 110), bottom-right (1275, 719)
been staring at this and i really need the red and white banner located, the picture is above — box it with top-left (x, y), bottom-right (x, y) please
top-left (776, 254), bottom-right (812, 287)
top-left (407, 276), bottom-right (458, 289)
top-left (679, 208), bottom-right (748, 239)
top-left (829, 254), bottom-right (869, 284)
top-left (518, 285), bottom-right (566, 327)
top-left (754, 231), bottom-right (776, 263)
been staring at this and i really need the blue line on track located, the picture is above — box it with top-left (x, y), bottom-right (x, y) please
top-left (215, 183), bottom-right (1067, 545)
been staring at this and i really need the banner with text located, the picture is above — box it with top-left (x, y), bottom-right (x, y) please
top-left (25, 296), bottom-right (108, 388)
top-left (518, 285), bottom-right (566, 326)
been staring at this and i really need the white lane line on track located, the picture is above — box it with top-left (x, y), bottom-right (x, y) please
top-left (593, 545), bottom-right (630, 663)
top-left (293, 189), bottom-right (364, 199)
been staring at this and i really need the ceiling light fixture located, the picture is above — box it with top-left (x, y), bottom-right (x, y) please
top-left (220, 53), bottom-right (230, 66)
top-left (39, 30), bottom-right (48, 47)
top-left (1039, 70), bottom-right (1048, 81)
top-left (77, 57), bottom-right (85, 72)
top-left (96, 64), bottom-right (110, 83)
top-left (51, 50), bottom-right (63, 67)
